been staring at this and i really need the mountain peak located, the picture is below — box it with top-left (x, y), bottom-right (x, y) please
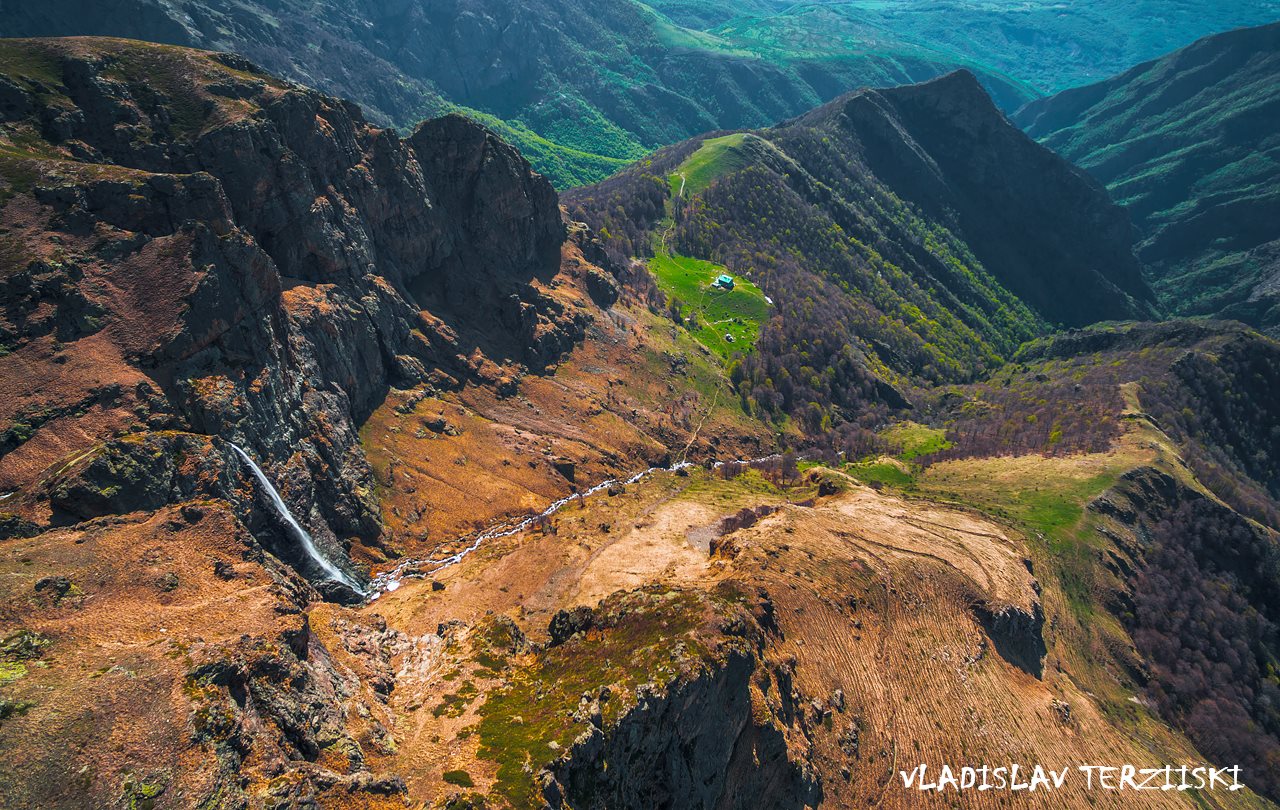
top-left (877, 69), bottom-right (1005, 131)
top-left (884, 68), bottom-right (990, 102)
top-left (785, 69), bottom-right (1156, 328)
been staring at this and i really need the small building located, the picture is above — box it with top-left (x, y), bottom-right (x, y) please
top-left (713, 274), bottom-right (735, 290)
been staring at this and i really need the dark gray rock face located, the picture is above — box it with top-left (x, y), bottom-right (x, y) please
top-left (544, 650), bottom-right (822, 810)
top-left (0, 39), bottom-right (585, 587)
top-left (974, 601), bottom-right (1046, 679)
top-left (548, 605), bottom-right (595, 646)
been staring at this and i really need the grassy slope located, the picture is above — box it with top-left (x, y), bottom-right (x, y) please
top-left (830, 321), bottom-right (1280, 769)
top-left (667, 133), bottom-right (753, 197)
top-left (647, 253), bottom-right (770, 360)
top-left (476, 588), bottom-right (730, 807)
top-left (454, 107), bottom-right (636, 189)
top-left (833, 404), bottom-right (1162, 735)
top-left (879, 421), bottom-right (950, 460)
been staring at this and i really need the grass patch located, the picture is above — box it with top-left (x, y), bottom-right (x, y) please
top-left (0, 661), bottom-right (27, 688)
top-left (669, 132), bottom-right (752, 197)
top-left (677, 467), bottom-right (782, 506)
top-left (433, 681), bottom-right (480, 718)
top-left (647, 253), bottom-right (769, 359)
top-left (917, 457), bottom-right (1122, 544)
top-left (847, 460), bottom-right (915, 489)
top-left (916, 456), bottom-right (1124, 618)
top-left (880, 421), bottom-right (951, 461)
top-left (0, 41), bottom-right (64, 88)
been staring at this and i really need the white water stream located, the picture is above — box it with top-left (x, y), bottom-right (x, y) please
top-left (230, 437), bottom-right (785, 603)
top-left (231, 443), bottom-right (365, 595)
top-left (366, 453), bottom-right (785, 600)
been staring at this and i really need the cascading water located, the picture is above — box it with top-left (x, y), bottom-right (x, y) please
top-left (366, 452), bottom-right (791, 599)
top-left (230, 443), bottom-right (364, 595)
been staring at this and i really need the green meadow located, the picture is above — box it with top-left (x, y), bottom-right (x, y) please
top-left (647, 253), bottom-right (770, 359)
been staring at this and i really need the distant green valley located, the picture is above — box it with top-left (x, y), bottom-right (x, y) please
top-left (3, 0), bottom-right (1277, 187)
top-left (1016, 22), bottom-right (1280, 335)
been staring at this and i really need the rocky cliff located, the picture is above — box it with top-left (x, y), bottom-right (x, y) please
top-left (0, 36), bottom-right (618, 808)
top-left (0, 37), bottom-right (586, 592)
top-left (542, 597), bottom-right (821, 810)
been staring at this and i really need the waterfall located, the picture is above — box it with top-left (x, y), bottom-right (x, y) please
top-left (230, 444), bottom-right (364, 594)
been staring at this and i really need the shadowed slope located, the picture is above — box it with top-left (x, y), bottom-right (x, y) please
top-left (1016, 23), bottom-right (1280, 333)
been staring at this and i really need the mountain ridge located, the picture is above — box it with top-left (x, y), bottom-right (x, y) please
top-left (814, 70), bottom-right (1155, 325)
top-left (1014, 21), bottom-right (1280, 334)
top-left (5, 0), bottom-right (1276, 187)
top-left (567, 69), bottom-right (1157, 433)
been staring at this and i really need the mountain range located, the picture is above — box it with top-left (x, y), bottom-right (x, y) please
top-left (2, 0), bottom-right (1277, 186)
top-left (0, 10), bottom-right (1278, 810)
top-left (1016, 21), bottom-right (1280, 334)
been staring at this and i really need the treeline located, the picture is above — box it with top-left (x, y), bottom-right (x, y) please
top-left (565, 171), bottom-right (667, 265)
top-left (912, 331), bottom-right (1280, 501)
top-left (1129, 497), bottom-right (1280, 800)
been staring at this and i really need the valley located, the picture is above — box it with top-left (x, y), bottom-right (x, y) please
top-left (0, 17), bottom-right (1278, 810)
top-left (3, 0), bottom-right (1277, 187)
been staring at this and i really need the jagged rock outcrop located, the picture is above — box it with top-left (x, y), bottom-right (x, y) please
top-left (183, 608), bottom-right (408, 805)
top-left (0, 38), bottom-right (589, 587)
top-left (535, 587), bottom-right (822, 810)
top-left (973, 601), bottom-right (1046, 679)
top-left (544, 650), bottom-right (822, 810)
